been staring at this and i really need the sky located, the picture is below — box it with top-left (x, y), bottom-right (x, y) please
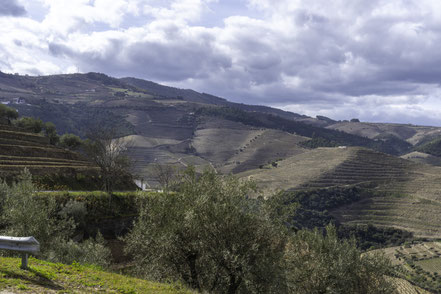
top-left (2, 0), bottom-right (441, 126)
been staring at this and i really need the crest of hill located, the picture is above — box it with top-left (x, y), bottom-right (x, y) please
top-left (327, 121), bottom-right (441, 146)
top-left (120, 76), bottom-right (313, 122)
top-left (2, 70), bottom-right (439, 183)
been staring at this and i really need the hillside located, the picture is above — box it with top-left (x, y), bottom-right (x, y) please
top-left (0, 71), bottom-right (426, 184)
top-left (380, 241), bottom-right (441, 293)
top-left (327, 121), bottom-right (441, 146)
top-left (401, 151), bottom-right (441, 166)
top-left (0, 257), bottom-right (192, 293)
top-left (327, 153), bottom-right (441, 238)
top-left (0, 124), bottom-right (99, 189)
top-left (239, 146), bottom-right (441, 238)
top-left (7, 71), bottom-right (441, 238)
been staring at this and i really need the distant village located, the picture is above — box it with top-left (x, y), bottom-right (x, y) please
top-left (1, 97), bottom-right (27, 105)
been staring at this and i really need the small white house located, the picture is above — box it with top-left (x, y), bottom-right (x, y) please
top-left (12, 98), bottom-right (25, 104)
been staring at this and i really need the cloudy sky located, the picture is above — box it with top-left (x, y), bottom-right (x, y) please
top-left (3, 0), bottom-right (441, 125)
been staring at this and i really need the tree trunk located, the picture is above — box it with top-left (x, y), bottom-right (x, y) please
top-left (187, 253), bottom-right (200, 291)
top-left (228, 273), bottom-right (242, 294)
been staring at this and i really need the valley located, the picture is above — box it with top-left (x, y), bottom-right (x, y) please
top-left (2, 71), bottom-right (441, 292)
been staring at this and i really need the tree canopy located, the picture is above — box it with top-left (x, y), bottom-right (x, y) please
top-left (0, 104), bottom-right (18, 124)
top-left (124, 168), bottom-right (395, 293)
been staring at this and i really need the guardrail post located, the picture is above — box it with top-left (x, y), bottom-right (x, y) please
top-left (0, 236), bottom-right (39, 270)
top-left (21, 253), bottom-right (28, 270)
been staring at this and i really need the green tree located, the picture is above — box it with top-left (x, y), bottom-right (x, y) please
top-left (0, 104), bottom-right (18, 124)
top-left (14, 116), bottom-right (43, 133)
top-left (0, 169), bottom-right (110, 267)
top-left (124, 168), bottom-right (286, 293)
top-left (43, 121), bottom-right (59, 145)
top-left (284, 225), bottom-right (395, 294)
top-left (59, 133), bottom-right (84, 150)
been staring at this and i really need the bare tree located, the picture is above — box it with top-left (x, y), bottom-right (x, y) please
top-left (150, 163), bottom-right (179, 191)
top-left (85, 128), bottom-right (132, 193)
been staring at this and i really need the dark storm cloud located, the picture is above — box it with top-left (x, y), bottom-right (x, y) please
top-left (53, 28), bottom-right (232, 82)
top-left (122, 40), bottom-right (232, 81)
top-left (0, 0), bottom-right (26, 17)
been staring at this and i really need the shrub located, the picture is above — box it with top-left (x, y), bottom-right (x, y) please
top-left (43, 121), bottom-right (59, 145)
top-left (14, 116), bottom-right (43, 133)
top-left (59, 133), bottom-right (83, 150)
top-left (0, 104), bottom-right (18, 124)
top-left (284, 225), bottom-right (394, 294)
top-left (124, 167), bottom-right (286, 293)
top-left (0, 169), bottom-right (110, 266)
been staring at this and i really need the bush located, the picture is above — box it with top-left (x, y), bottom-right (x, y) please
top-left (0, 170), bottom-right (75, 254)
top-left (51, 232), bottom-right (110, 267)
top-left (284, 225), bottom-right (394, 294)
top-left (43, 121), bottom-right (59, 145)
top-left (14, 116), bottom-right (43, 133)
top-left (124, 167), bottom-right (286, 293)
top-left (0, 169), bottom-right (110, 266)
top-left (0, 104), bottom-right (18, 124)
top-left (59, 133), bottom-right (83, 150)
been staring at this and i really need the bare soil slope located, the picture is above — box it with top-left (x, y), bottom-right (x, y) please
top-left (327, 122), bottom-right (441, 146)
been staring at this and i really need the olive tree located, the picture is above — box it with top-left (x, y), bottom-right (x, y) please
top-left (0, 169), bottom-right (110, 266)
top-left (124, 168), bottom-right (396, 293)
top-left (0, 104), bottom-right (18, 124)
top-left (284, 225), bottom-right (395, 294)
top-left (43, 122), bottom-right (59, 145)
top-left (59, 133), bottom-right (84, 150)
top-left (14, 116), bottom-right (43, 133)
top-left (124, 167), bottom-right (287, 293)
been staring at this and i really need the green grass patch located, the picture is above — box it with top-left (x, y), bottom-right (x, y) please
top-left (0, 257), bottom-right (192, 293)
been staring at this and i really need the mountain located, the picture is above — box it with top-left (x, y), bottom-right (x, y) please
top-left (0, 71), bottom-right (437, 179)
top-left (4, 71), bottom-right (441, 238)
top-left (0, 72), bottom-right (412, 173)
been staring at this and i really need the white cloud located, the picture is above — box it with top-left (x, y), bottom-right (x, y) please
top-left (3, 0), bottom-right (441, 125)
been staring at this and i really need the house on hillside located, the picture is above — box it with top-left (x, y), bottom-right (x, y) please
top-left (12, 97), bottom-right (25, 104)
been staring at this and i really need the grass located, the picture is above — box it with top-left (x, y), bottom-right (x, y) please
top-left (0, 257), bottom-right (192, 293)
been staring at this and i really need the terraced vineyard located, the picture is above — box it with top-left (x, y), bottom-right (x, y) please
top-left (301, 148), bottom-right (417, 190)
top-left (328, 150), bottom-right (441, 238)
top-left (0, 124), bottom-right (98, 184)
top-left (380, 242), bottom-right (441, 293)
top-left (239, 147), bottom-right (354, 195)
top-left (240, 145), bottom-right (441, 238)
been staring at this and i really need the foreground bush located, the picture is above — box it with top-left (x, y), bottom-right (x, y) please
top-left (125, 168), bottom-right (395, 293)
top-left (125, 168), bottom-right (286, 293)
top-left (0, 169), bottom-right (110, 266)
top-left (285, 225), bottom-right (395, 294)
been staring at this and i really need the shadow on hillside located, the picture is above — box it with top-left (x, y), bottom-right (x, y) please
top-left (0, 267), bottom-right (64, 291)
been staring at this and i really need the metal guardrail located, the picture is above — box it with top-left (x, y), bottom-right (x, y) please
top-left (0, 236), bottom-right (40, 269)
